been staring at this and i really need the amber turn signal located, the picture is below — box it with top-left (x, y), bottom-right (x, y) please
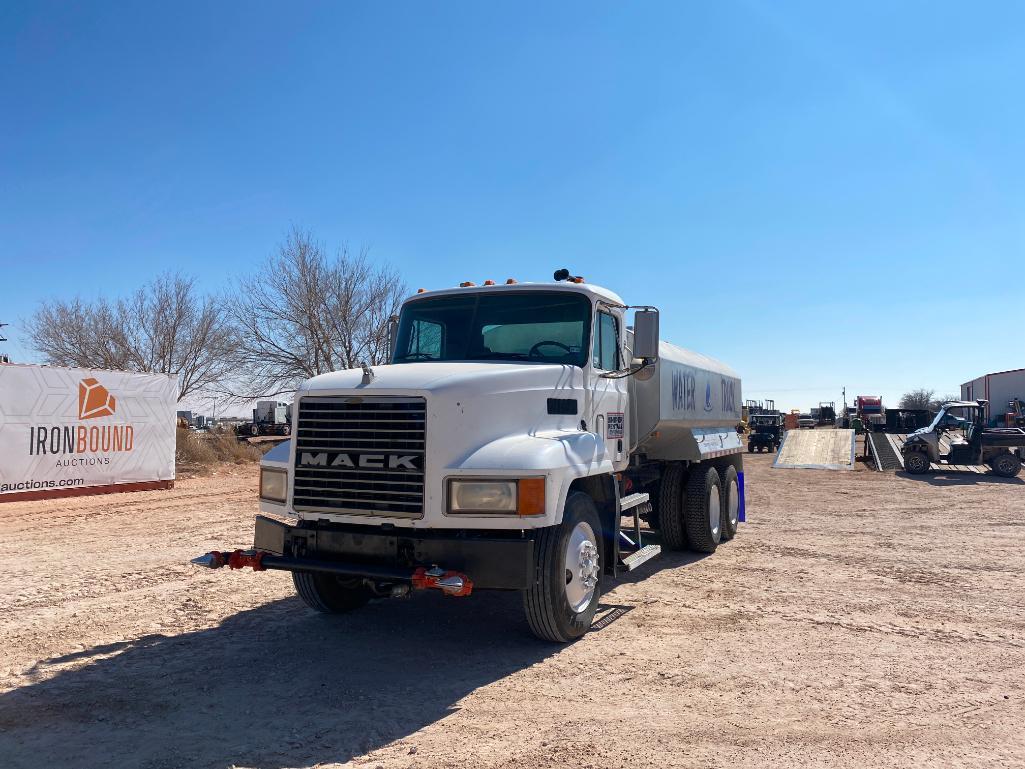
top-left (517, 478), bottom-right (545, 516)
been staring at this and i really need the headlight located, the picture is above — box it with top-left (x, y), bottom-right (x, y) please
top-left (447, 478), bottom-right (545, 516)
top-left (260, 468), bottom-right (287, 503)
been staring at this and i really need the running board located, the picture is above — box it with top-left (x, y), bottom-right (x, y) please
top-left (619, 492), bottom-right (650, 512)
top-left (620, 544), bottom-right (661, 571)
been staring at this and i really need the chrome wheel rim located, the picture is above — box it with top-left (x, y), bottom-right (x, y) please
top-left (565, 521), bottom-right (599, 613)
top-left (709, 485), bottom-right (721, 539)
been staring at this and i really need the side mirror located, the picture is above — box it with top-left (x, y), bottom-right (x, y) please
top-left (387, 315), bottom-right (399, 360)
top-left (632, 309), bottom-right (660, 360)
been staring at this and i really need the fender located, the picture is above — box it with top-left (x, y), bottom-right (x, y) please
top-left (451, 430), bottom-right (617, 525)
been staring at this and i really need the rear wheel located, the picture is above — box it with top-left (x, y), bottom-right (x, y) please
top-left (989, 452), bottom-right (1022, 478)
top-left (684, 466), bottom-right (722, 553)
top-left (293, 572), bottom-right (372, 613)
top-left (643, 483), bottom-right (661, 530)
top-left (903, 449), bottom-right (931, 475)
top-left (524, 492), bottom-right (602, 643)
top-left (658, 463), bottom-right (688, 551)
top-left (719, 465), bottom-right (740, 541)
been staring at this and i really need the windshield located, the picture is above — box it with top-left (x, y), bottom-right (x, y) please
top-left (393, 291), bottom-right (592, 366)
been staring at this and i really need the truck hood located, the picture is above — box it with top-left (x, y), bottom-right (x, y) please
top-left (301, 361), bottom-right (580, 396)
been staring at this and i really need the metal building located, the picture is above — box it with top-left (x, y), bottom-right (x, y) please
top-left (961, 368), bottom-right (1025, 426)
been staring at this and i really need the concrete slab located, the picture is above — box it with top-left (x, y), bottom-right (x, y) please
top-left (774, 429), bottom-right (856, 470)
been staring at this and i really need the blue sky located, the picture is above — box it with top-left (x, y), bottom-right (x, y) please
top-left (2, 1), bottom-right (1022, 412)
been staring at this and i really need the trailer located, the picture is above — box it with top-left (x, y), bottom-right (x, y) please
top-left (193, 270), bottom-right (746, 642)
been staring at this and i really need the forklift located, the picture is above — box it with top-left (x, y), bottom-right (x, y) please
top-left (902, 400), bottom-right (1025, 477)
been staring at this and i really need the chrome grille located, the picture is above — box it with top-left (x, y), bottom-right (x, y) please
top-left (293, 396), bottom-right (426, 518)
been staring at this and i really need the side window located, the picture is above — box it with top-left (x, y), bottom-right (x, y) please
top-left (407, 319), bottom-right (443, 359)
top-left (591, 312), bottom-right (620, 371)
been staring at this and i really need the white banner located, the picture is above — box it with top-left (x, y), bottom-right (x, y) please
top-left (0, 364), bottom-right (177, 497)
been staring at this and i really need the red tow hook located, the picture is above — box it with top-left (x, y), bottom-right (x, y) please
top-left (411, 566), bottom-right (474, 597)
top-left (191, 549), bottom-right (266, 571)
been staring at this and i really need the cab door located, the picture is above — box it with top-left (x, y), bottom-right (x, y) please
top-left (589, 308), bottom-right (629, 471)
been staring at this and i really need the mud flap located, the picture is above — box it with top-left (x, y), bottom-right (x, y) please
top-left (738, 471), bottom-right (746, 523)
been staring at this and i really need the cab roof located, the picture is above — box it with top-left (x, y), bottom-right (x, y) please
top-left (402, 280), bottom-right (626, 308)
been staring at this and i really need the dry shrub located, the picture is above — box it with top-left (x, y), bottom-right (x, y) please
top-left (207, 431), bottom-right (263, 463)
top-left (175, 427), bottom-right (216, 467)
top-left (175, 427), bottom-right (262, 475)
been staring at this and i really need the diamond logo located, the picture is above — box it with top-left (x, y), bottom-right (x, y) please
top-left (78, 378), bottom-right (117, 419)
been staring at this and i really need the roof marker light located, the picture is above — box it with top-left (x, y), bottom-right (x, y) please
top-left (416, 288), bottom-right (426, 294)
top-left (460, 281), bottom-right (476, 287)
top-left (506, 278), bottom-right (517, 284)
top-left (483, 279), bottom-right (495, 286)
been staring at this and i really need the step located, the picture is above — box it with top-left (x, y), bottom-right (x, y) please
top-left (619, 492), bottom-right (649, 512)
top-left (620, 544), bottom-right (662, 572)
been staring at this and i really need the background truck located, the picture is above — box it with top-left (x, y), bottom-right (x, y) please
top-left (856, 395), bottom-right (885, 431)
top-left (246, 400), bottom-right (291, 437)
top-left (902, 400), bottom-right (1025, 477)
top-left (194, 271), bottom-right (745, 642)
top-left (817, 402), bottom-right (836, 427)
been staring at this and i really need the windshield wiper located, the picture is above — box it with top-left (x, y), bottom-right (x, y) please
top-left (395, 352), bottom-right (438, 361)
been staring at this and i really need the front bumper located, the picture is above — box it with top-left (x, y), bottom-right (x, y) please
top-left (253, 515), bottom-right (535, 590)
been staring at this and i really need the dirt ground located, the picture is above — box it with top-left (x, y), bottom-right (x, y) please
top-left (1, 456), bottom-right (1024, 769)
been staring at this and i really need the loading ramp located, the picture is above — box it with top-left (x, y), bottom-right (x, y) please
top-left (773, 429), bottom-right (856, 470)
top-left (866, 432), bottom-right (903, 471)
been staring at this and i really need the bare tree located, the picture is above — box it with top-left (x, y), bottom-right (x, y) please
top-left (898, 388), bottom-right (935, 410)
top-left (24, 274), bottom-right (233, 402)
top-left (223, 228), bottom-right (405, 398)
top-left (932, 394), bottom-right (961, 410)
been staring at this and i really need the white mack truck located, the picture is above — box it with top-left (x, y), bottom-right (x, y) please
top-left (194, 270), bottom-right (746, 642)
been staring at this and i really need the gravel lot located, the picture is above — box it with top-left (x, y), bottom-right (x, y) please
top-left (1, 454), bottom-right (1023, 768)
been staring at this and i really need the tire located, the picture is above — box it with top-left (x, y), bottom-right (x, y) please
top-left (293, 571), bottom-right (372, 613)
top-left (684, 466), bottom-right (722, 554)
top-left (989, 452), bottom-right (1022, 478)
top-left (719, 465), bottom-right (739, 541)
top-left (747, 443), bottom-right (754, 453)
top-left (903, 449), bottom-right (930, 474)
top-left (658, 463), bottom-right (688, 551)
top-left (524, 491), bottom-right (603, 643)
top-left (644, 483), bottom-right (661, 530)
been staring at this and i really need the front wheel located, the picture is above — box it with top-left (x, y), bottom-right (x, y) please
top-left (293, 571), bottom-right (372, 613)
top-left (989, 452), bottom-right (1022, 478)
top-left (524, 492), bottom-right (603, 643)
top-left (903, 449), bottom-right (931, 475)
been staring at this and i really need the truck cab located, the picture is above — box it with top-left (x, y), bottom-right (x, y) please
top-left (201, 273), bottom-right (746, 642)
